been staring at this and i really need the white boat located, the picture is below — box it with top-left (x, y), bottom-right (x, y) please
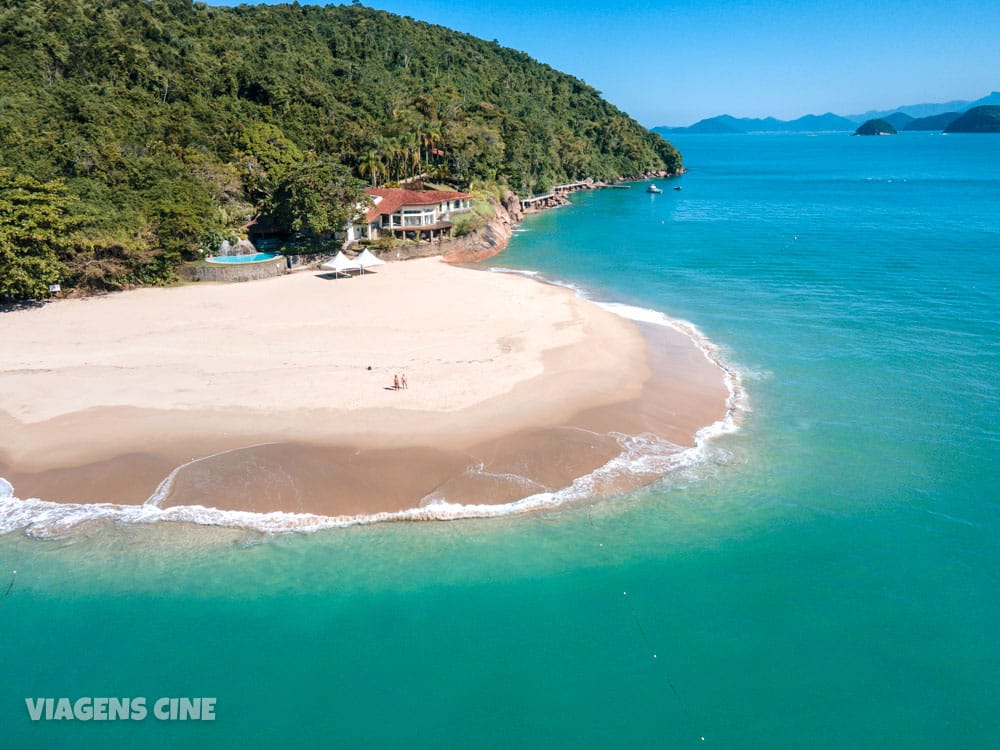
top-left (646, 184), bottom-right (663, 193)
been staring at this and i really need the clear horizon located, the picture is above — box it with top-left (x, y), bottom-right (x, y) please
top-left (208, 0), bottom-right (999, 127)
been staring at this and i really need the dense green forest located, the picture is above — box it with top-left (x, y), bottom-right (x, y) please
top-left (854, 119), bottom-right (897, 136)
top-left (944, 105), bottom-right (1000, 133)
top-left (0, 0), bottom-right (681, 299)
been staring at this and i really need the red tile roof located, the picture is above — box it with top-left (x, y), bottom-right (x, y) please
top-left (365, 188), bottom-right (472, 223)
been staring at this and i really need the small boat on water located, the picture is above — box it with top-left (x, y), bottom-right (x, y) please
top-left (647, 184), bottom-right (663, 194)
top-left (674, 186), bottom-right (682, 191)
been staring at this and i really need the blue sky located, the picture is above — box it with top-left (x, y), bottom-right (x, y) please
top-left (211, 1), bottom-right (999, 126)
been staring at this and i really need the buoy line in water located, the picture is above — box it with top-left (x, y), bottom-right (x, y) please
top-left (2, 549), bottom-right (19, 604)
top-left (588, 506), bottom-right (707, 744)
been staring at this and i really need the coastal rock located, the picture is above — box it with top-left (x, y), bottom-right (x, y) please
top-left (372, 194), bottom-right (519, 264)
top-left (521, 193), bottom-right (569, 215)
top-left (503, 192), bottom-right (524, 223)
top-left (440, 198), bottom-right (516, 264)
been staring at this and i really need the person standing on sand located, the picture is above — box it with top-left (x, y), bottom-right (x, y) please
top-left (393, 374), bottom-right (399, 391)
top-left (401, 373), bottom-right (408, 389)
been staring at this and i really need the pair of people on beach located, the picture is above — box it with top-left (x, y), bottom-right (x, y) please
top-left (393, 373), bottom-right (408, 390)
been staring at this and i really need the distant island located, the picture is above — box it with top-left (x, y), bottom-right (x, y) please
top-left (944, 106), bottom-right (1000, 133)
top-left (855, 119), bottom-right (897, 136)
top-left (656, 91), bottom-right (1000, 134)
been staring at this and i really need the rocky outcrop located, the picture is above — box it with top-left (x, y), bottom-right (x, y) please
top-left (356, 196), bottom-right (519, 265)
top-left (440, 198), bottom-right (517, 264)
top-left (521, 193), bottom-right (571, 214)
top-left (502, 192), bottom-right (524, 223)
top-left (617, 168), bottom-right (683, 182)
top-left (215, 238), bottom-right (258, 256)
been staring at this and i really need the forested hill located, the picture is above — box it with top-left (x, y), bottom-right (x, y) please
top-left (0, 0), bottom-right (681, 299)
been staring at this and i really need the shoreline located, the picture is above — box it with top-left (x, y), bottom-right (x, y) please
top-left (0, 258), bottom-right (735, 535)
top-left (427, 173), bottom-right (685, 265)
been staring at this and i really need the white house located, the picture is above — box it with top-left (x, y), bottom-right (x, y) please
top-left (347, 188), bottom-right (473, 244)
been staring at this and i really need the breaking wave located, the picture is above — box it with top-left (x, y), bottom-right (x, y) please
top-left (0, 427), bottom-right (729, 539)
top-left (594, 300), bottom-right (748, 435)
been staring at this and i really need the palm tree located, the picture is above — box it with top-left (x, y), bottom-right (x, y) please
top-left (358, 147), bottom-right (382, 187)
top-left (402, 130), bottom-right (421, 178)
top-left (420, 127), bottom-right (443, 176)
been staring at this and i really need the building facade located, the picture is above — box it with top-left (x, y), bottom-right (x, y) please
top-left (347, 188), bottom-right (473, 244)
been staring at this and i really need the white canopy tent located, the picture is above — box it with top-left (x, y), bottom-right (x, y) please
top-left (354, 248), bottom-right (387, 274)
top-left (320, 251), bottom-right (362, 277)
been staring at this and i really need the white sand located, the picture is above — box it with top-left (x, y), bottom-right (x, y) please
top-left (1, 259), bottom-right (649, 470)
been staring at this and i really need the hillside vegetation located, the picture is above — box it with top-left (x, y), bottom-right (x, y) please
top-left (904, 112), bottom-right (960, 131)
top-left (944, 106), bottom-right (1000, 133)
top-left (0, 0), bottom-right (681, 299)
top-left (855, 119), bottom-right (897, 136)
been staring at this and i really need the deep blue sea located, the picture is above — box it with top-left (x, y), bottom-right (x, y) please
top-left (2, 132), bottom-right (998, 748)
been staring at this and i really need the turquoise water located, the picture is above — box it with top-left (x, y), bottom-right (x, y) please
top-left (206, 252), bottom-right (279, 263)
top-left (2, 133), bottom-right (998, 748)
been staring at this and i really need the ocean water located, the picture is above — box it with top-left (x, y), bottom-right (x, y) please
top-left (2, 132), bottom-right (998, 748)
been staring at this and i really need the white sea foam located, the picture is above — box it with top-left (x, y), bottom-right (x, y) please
top-left (485, 266), bottom-right (587, 296)
top-left (0, 277), bottom-right (747, 539)
top-left (460, 461), bottom-right (550, 491)
top-left (143, 442), bottom-right (280, 507)
top-left (487, 266), bottom-right (539, 277)
top-left (0, 422), bottom-right (732, 538)
top-left (596, 300), bottom-right (749, 432)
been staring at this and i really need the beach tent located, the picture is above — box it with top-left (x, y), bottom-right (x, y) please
top-left (354, 248), bottom-right (387, 275)
top-left (320, 251), bottom-right (361, 277)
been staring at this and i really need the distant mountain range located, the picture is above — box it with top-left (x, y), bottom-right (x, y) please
top-left (854, 106), bottom-right (1000, 135)
top-left (656, 91), bottom-right (1000, 134)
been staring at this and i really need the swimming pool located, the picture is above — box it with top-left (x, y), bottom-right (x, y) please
top-left (206, 252), bottom-right (281, 264)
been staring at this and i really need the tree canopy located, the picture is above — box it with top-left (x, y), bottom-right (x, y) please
top-left (270, 159), bottom-right (368, 240)
top-left (0, 0), bottom-right (682, 298)
top-left (0, 169), bottom-right (76, 299)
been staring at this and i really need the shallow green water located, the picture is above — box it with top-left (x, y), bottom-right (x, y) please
top-left (2, 133), bottom-right (998, 748)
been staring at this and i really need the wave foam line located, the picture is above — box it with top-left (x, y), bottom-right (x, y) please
top-left (143, 442), bottom-right (280, 507)
top-left (595, 301), bottom-right (748, 439)
top-left (0, 427), bottom-right (723, 539)
top-left (461, 461), bottom-right (550, 490)
top-left (485, 266), bottom-right (587, 296)
top-left (487, 266), bottom-right (748, 436)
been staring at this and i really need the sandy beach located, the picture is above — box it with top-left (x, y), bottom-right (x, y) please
top-left (0, 258), bottom-right (730, 518)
